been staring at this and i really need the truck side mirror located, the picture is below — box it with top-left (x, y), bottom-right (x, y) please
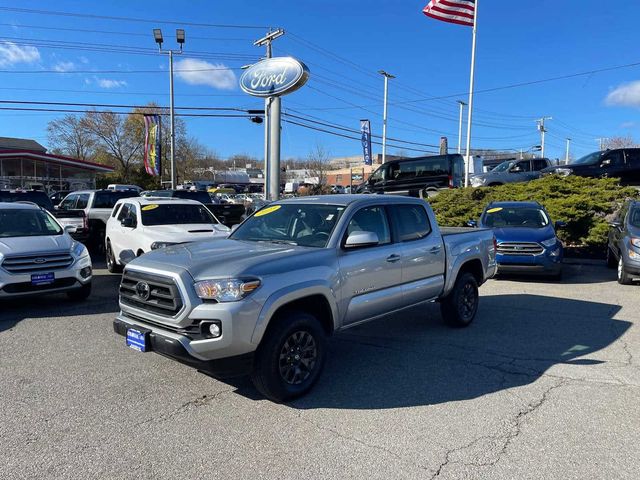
top-left (64, 225), bottom-right (77, 234)
top-left (600, 159), bottom-right (611, 167)
top-left (609, 220), bottom-right (622, 230)
top-left (467, 219), bottom-right (478, 228)
top-left (344, 231), bottom-right (379, 249)
top-left (555, 220), bottom-right (567, 229)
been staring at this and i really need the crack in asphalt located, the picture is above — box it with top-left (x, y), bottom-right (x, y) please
top-left (132, 388), bottom-right (234, 428)
top-left (429, 378), bottom-right (569, 478)
top-left (294, 412), bottom-right (432, 473)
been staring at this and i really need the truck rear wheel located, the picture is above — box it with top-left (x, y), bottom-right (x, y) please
top-left (618, 257), bottom-right (633, 285)
top-left (440, 272), bottom-right (479, 328)
top-left (250, 311), bottom-right (326, 402)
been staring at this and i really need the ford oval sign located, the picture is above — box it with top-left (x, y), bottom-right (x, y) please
top-left (240, 57), bottom-right (309, 97)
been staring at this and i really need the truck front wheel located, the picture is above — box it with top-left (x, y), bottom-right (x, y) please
top-left (251, 311), bottom-right (327, 402)
top-left (440, 272), bottom-right (479, 328)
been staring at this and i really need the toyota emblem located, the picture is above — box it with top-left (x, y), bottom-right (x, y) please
top-left (135, 281), bottom-right (151, 300)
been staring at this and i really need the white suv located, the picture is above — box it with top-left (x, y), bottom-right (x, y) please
top-left (105, 197), bottom-right (230, 273)
top-left (0, 202), bottom-right (92, 300)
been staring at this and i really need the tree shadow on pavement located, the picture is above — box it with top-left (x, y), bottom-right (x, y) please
top-left (495, 263), bottom-right (618, 285)
top-left (0, 270), bottom-right (121, 334)
top-left (234, 293), bottom-right (628, 409)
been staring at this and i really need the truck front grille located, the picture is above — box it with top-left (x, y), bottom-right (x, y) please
top-left (120, 271), bottom-right (183, 317)
top-left (1, 251), bottom-right (74, 274)
top-left (496, 242), bottom-right (544, 256)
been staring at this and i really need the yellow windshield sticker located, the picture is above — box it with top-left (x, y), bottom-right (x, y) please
top-left (254, 205), bottom-right (281, 217)
top-left (142, 204), bottom-right (159, 211)
top-left (486, 207), bottom-right (503, 214)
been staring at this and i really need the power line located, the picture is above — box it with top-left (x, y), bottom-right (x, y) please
top-left (0, 6), bottom-right (271, 30)
top-left (0, 99), bottom-right (248, 111)
top-left (0, 106), bottom-right (253, 117)
top-left (0, 86), bottom-right (247, 97)
top-left (0, 66), bottom-right (244, 74)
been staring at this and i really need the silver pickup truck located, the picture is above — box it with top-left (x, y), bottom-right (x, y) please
top-left (114, 195), bottom-right (496, 401)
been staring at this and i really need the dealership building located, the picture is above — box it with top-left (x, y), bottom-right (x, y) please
top-left (0, 137), bottom-right (113, 191)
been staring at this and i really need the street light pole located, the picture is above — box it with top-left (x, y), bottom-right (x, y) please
top-left (378, 70), bottom-right (395, 164)
top-left (154, 28), bottom-right (184, 190)
top-left (457, 100), bottom-right (467, 154)
top-left (536, 116), bottom-right (552, 159)
top-left (565, 138), bottom-right (571, 164)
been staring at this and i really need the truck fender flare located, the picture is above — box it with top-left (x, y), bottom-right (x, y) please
top-left (251, 282), bottom-right (339, 345)
top-left (443, 253), bottom-right (486, 297)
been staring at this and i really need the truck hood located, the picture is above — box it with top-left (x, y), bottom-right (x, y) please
top-left (488, 226), bottom-right (556, 243)
top-left (127, 239), bottom-right (331, 280)
top-left (141, 223), bottom-right (229, 241)
top-left (0, 234), bottom-right (72, 257)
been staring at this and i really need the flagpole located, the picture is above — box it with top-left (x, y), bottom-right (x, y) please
top-left (463, 0), bottom-right (478, 187)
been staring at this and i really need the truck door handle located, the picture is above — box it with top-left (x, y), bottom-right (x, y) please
top-left (429, 246), bottom-right (442, 254)
top-left (386, 254), bottom-right (401, 263)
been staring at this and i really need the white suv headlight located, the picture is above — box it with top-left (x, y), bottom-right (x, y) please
top-left (541, 237), bottom-right (557, 248)
top-left (194, 279), bottom-right (260, 302)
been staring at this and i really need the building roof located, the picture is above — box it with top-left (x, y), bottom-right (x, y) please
top-left (0, 137), bottom-right (46, 152)
top-left (0, 150), bottom-right (114, 173)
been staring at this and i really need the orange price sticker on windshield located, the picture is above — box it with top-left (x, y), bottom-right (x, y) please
top-left (254, 205), bottom-right (281, 217)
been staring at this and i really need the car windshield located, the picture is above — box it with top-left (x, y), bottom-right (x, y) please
top-left (0, 208), bottom-right (63, 237)
top-left (231, 203), bottom-right (346, 248)
top-left (630, 208), bottom-right (640, 228)
top-left (491, 161), bottom-right (515, 173)
top-left (482, 206), bottom-right (549, 228)
top-left (570, 151), bottom-right (602, 165)
top-left (141, 204), bottom-right (217, 226)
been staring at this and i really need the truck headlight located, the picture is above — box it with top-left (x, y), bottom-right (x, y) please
top-left (194, 279), bottom-right (261, 302)
top-left (631, 237), bottom-right (640, 248)
top-left (555, 168), bottom-right (572, 176)
top-left (629, 249), bottom-right (640, 260)
top-left (541, 237), bottom-right (557, 248)
top-left (151, 241), bottom-right (177, 250)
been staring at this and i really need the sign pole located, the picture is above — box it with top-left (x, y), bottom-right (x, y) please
top-left (269, 96), bottom-right (281, 201)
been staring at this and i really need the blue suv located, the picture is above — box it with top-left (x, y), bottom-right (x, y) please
top-left (474, 201), bottom-right (564, 279)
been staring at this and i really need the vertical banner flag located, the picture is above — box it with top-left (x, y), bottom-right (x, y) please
top-left (360, 119), bottom-right (372, 165)
top-left (143, 114), bottom-right (162, 176)
top-left (423, 0), bottom-right (475, 26)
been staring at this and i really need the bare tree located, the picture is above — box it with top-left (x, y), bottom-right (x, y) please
top-left (603, 136), bottom-right (638, 150)
top-left (47, 114), bottom-right (96, 160)
top-left (306, 144), bottom-right (331, 191)
top-left (79, 110), bottom-right (144, 180)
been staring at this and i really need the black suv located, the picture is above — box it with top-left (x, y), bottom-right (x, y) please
top-left (542, 148), bottom-right (640, 184)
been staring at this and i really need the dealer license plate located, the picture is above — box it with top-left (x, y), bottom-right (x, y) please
top-left (31, 272), bottom-right (55, 286)
top-left (126, 328), bottom-right (150, 352)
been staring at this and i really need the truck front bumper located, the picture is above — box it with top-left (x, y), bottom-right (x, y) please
top-left (113, 317), bottom-right (254, 378)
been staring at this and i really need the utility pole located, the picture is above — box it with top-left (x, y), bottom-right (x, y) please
top-left (378, 70), bottom-right (395, 164)
top-left (536, 117), bottom-right (552, 159)
top-left (254, 29), bottom-right (284, 200)
top-left (457, 100), bottom-right (467, 154)
top-left (153, 28), bottom-right (185, 190)
top-left (596, 137), bottom-right (607, 150)
top-left (565, 138), bottom-right (571, 164)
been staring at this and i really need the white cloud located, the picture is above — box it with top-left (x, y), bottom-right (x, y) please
top-left (53, 61), bottom-right (75, 72)
top-left (620, 121), bottom-right (636, 129)
top-left (96, 78), bottom-right (127, 89)
top-left (605, 81), bottom-right (640, 107)
top-left (174, 58), bottom-right (236, 90)
top-left (0, 41), bottom-right (41, 67)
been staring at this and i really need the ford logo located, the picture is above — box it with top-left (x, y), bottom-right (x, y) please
top-left (240, 57), bottom-right (309, 98)
top-left (135, 281), bottom-right (151, 301)
top-left (33, 258), bottom-right (47, 264)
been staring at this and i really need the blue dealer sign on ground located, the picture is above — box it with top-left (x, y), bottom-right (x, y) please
top-left (240, 57), bottom-right (309, 97)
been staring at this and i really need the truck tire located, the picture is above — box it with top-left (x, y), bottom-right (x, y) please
top-left (618, 257), bottom-right (633, 285)
top-left (67, 282), bottom-right (91, 301)
top-left (440, 272), bottom-right (479, 328)
top-left (250, 311), bottom-right (327, 402)
top-left (106, 241), bottom-right (123, 274)
top-left (606, 246), bottom-right (617, 269)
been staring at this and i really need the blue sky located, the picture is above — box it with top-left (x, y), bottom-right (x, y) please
top-left (0, 0), bottom-right (639, 162)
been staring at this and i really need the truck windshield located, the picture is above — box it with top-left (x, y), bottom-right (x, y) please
top-left (491, 161), bottom-right (515, 173)
top-left (231, 203), bottom-right (345, 248)
top-left (570, 151), bottom-right (602, 165)
top-left (141, 204), bottom-right (218, 226)
top-left (0, 208), bottom-right (63, 237)
top-left (482, 207), bottom-right (549, 228)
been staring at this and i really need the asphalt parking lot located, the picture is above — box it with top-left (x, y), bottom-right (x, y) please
top-left (1, 260), bottom-right (638, 479)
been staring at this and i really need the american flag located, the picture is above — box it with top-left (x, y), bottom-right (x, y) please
top-left (423, 0), bottom-right (476, 27)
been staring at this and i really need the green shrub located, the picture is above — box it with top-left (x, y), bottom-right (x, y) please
top-left (428, 176), bottom-right (637, 247)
